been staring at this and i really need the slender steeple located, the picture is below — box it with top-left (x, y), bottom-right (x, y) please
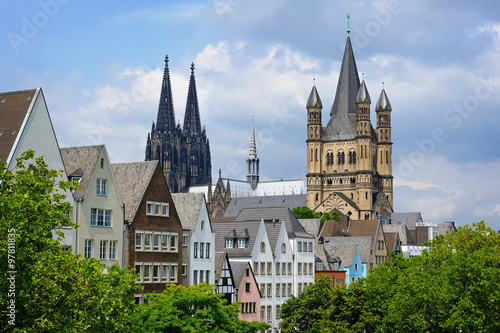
top-left (156, 55), bottom-right (176, 133)
top-left (183, 63), bottom-right (202, 136)
top-left (246, 117), bottom-right (260, 191)
top-left (330, 36), bottom-right (361, 117)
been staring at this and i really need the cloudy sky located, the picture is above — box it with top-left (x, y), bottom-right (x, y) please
top-left (2, 0), bottom-right (500, 230)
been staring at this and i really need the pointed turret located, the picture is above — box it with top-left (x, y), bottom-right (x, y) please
top-left (376, 84), bottom-right (393, 207)
top-left (375, 88), bottom-right (392, 111)
top-left (183, 63), bottom-right (202, 136)
top-left (355, 77), bottom-right (371, 137)
top-left (156, 55), bottom-right (176, 133)
top-left (246, 117), bottom-right (260, 191)
top-left (330, 36), bottom-right (360, 117)
top-left (306, 85), bottom-right (322, 108)
top-left (306, 82), bottom-right (322, 141)
top-left (356, 79), bottom-right (371, 104)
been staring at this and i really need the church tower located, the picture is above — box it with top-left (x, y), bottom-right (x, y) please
top-left (246, 118), bottom-right (260, 191)
top-left (305, 23), bottom-right (394, 220)
top-left (146, 56), bottom-right (212, 193)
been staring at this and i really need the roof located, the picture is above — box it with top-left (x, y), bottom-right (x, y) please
top-left (356, 80), bottom-right (371, 104)
top-left (264, 220), bottom-right (284, 253)
top-left (375, 88), bottom-right (392, 111)
top-left (306, 85), bottom-right (322, 108)
top-left (230, 261), bottom-right (251, 288)
top-left (0, 89), bottom-right (38, 163)
top-left (171, 193), bottom-right (206, 231)
top-left (111, 161), bottom-right (158, 222)
top-left (316, 236), bottom-right (372, 269)
top-left (382, 223), bottom-right (410, 245)
top-left (60, 145), bottom-right (105, 199)
top-left (384, 232), bottom-right (399, 252)
top-left (389, 212), bottom-right (423, 230)
top-left (223, 194), bottom-right (306, 217)
top-left (233, 207), bottom-right (314, 239)
top-left (211, 220), bottom-right (262, 257)
top-left (298, 218), bottom-right (322, 237)
top-left (214, 252), bottom-right (227, 282)
top-left (319, 219), bottom-right (382, 252)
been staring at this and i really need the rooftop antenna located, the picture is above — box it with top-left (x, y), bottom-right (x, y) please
top-left (347, 13), bottom-right (352, 35)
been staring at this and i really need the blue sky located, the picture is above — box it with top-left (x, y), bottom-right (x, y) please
top-left (1, 0), bottom-right (500, 229)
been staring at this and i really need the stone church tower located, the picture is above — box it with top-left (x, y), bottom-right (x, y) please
top-left (306, 35), bottom-right (393, 220)
top-left (146, 56), bottom-right (212, 193)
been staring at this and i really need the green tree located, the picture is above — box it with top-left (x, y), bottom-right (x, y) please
top-left (292, 206), bottom-right (341, 224)
top-left (0, 150), bottom-right (137, 332)
top-left (131, 283), bottom-right (270, 332)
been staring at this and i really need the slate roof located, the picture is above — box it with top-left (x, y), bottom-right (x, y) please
top-left (389, 212), bottom-right (423, 230)
top-left (382, 223), bottom-right (410, 245)
top-left (306, 85), bottom-right (322, 108)
top-left (384, 232), bottom-right (399, 253)
top-left (214, 252), bottom-right (227, 282)
top-left (356, 80), bottom-right (371, 104)
top-left (223, 194), bottom-right (306, 217)
top-left (171, 193), bottom-right (206, 231)
top-left (233, 207), bottom-right (314, 239)
top-left (230, 261), bottom-right (251, 289)
top-left (60, 145), bottom-right (105, 199)
top-left (375, 89), bottom-right (392, 111)
top-left (264, 220), bottom-right (284, 253)
top-left (319, 219), bottom-right (383, 252)
top-left (316, 236), bottom-right (372, 269)
top-left (0, 89), bottom-right (38, 163)
top-left (298, 218), bottom-right (322, 238)
top-left (211, 220), bottom-right (262, 257)
top-left (111, 161), bottom-right (158, 222)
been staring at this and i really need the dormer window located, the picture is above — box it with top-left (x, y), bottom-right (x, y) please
top-left (225, 238), bottom-right (233, 249)
top-left (316, 262), bottom-right (323, 271)
top-left (238, 238), bottom-right (247, 248)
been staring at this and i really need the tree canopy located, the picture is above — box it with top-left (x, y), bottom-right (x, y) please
top-left (291, 206), bottom-right (340, 224)
top-left (280, 221), bottom-right (500, 333)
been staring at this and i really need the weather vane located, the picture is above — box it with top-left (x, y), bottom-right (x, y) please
top-left (347, 13), bottom-right (351, 35)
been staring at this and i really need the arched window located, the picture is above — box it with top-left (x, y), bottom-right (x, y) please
top-left (337, 151), bottom-right (345, 164)
top-left (201, 220), bottom-right (205, 230)
top-left (260, 242), bottom-right (266, 253)
top-left (281, 243), bottom-right (286, 253)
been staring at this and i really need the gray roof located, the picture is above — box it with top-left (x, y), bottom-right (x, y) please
top-left (230, 261), bottom-right (251, 288)
top-left (264, 220), bottom-right (284, 253)
top-left (112, 161), bottom-right (158, 222)
top-left (390, 212), bottom-right (423, 230)
top-left (438, 222), bottom-right (457, 234)
top-left (234, 207), bottom-right (314, 239)
top-left (306, 85), bottom-right (322, 108)
top-left (214, 252), bottom-right (227, 282)
top-left (375, 88), bottom-right (392, 111)
top-left (383, 224), bottom-right (409, 245)
top-left (316, 236), bottom-right (372, 269)
top-left (223, 194), bottom-right (306, 217)
top-left (212, 220), bottom-right (262, 257)
top-left (298, 218), bottom-right (322, 238)
top-left (171, 193), bottom-right (206, 231)
top-left (356, 80), bottom-right (371, 104)
top-left (60, 145), bottom-right (105, 199)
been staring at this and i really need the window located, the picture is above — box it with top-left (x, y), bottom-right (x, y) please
top-left (90, 209), bottom-right (111, 227)
top-left (298, 263), bottom-right (302, 275)
top-left (96, 179), bottom-right (107, 196)
top-left (276, 283), bottom-right (280, 297)
top-left (281, 243), bottom-right (286, 253)
top-left (260, 262), bottom-right (265, 275)
top-left (355, 263), bottom-right (358, 271)
top-left (282, 283), bottom-right (286, 297)
top-left (162, 265), bottom-right (169, 282)
top-left (267, 306), bottom-right (272, 323)
top-left (100, 158), bottom-right (104, 169)
top-left (144, 264), bottom-right (151, 283)
top-left (162, 233), bottom-right (169, 252)
top-left (267, 284), bottom-right (272, 298)
top-left (276, 262), bottom-right (280, 275)
top-left (199, 270), bottom-right (204, 283)
top-left (146, 202), bottom-right (154, 215)
top-left (170, 234), bottom-right (178, 252)
top-left (309, 263), bottom-right (313, 275)
top-left (206, 243), bottom-right (210, 258)
top-left (144, 233), bottom-right (151, 251)
top-left (281, 262), bottom-right (286, 275)
top-left (276, 305), bottom-right (281, 319)
top-left (245, 282), bottom-right (251, 292)
top-left (303, 263), bottom-right (307, 275)
top-left (287, 283), bottom-right (292, 296)
top-left (154, 203), bottom-right (161, 216)
top-left (135, 264), bottom-right (143, 282)
top-left (261, 306), bottom-right (265, 323)
top-left (99, 240), bottom-right (108, 260)
top-left (260, 242), bottom-right (266, 253)
top-left (337, 151), bottom-right (345, 164)
top-left (193, 270), bottom-right (198, 285)
top-left (340, 278), bottom-right (344, 285)
top-left (308, 242), bottom-right (313, 252)
top-left (225, 238), bottom-right (233, 249)
top-left (182, 264), bottom-right (187, 276)
top-left (153, 264), bottom-right (160, 282)
top-left (238, 238), bottom-right (246, 248)
top-left (170, 265), bottom-right (177, 282)
top-left (297, 241), bottom-right (302, 252)
top-left (84, 240), bottom-right (93, 259)
top-left (267, 262), bottom-right (272, 275)
top-left (260, 284), bottom-right (265, 297)
top-left (153, 233), bottom-right (161, 251)
top-left (298, 283), bottom-right (302, 293)
top-left (288, 262), bottom-right (292, 275)
top-left (182, 234), bottom-right (188, 246)
top-left (162, 203), bottom-right (169, 217)
top-left (316, 262), bottom-right (323, 271)
top-left (206, 270), bottom-right (210, 284)
top-left (135, 232), bottom-right (143, 251)
top-left (109, 241), bottom-right (117, 260)
top-left (200, 243), bottom-right (204, 258)
top-left (201, 220), bottom-right (205, 230)
top-left (194, 242), bottom-right (198, 258)
top-left (254, 262), bottom-right (259, 275)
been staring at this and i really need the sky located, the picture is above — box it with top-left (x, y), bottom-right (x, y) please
top-left (1, 0), bottom-right (500, 230)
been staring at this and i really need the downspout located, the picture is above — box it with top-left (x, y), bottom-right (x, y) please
top-left (75, 198), bottom-right (84, 254)
top-left (122, 203), bottom-right (127, 268)
top-left (272, 252), bottom-right (276, 331)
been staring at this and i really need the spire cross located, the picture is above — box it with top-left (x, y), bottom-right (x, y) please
top-left (347, 13), bottom-right (352, 35)
top-left (190, 62), bottom-right (195, 74)
top-left (313, 78), bottom-right (316, 86)
top-left (382, 81), bottom-right (385, 89)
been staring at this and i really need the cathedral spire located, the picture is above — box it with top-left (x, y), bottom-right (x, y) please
top-left (183, 62), bottom-right (202, 135)
top-left (156, 55), bottom-right (176, 133)
top-left (246, 117), bottom-right (260, 191)
top-left (249, 116), bottom-right (257, 159)
top-left (330, 36), bottom-right (360, 117)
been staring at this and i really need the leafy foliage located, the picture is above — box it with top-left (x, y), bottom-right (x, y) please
top-left (130, 283), bottom-right (270, 333)
top-left (0, 151), bottom-right (137, 332)
top-left (291, 206), bottom-right (340, 224)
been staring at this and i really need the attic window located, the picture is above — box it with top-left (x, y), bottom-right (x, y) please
top-left (100, 158), bottom-right (104, 169)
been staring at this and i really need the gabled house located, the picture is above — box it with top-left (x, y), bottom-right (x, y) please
top-left (60, 145), bottom-right (124, 267)
top-left (171, 193), bottom-right (215, 287)
top-left (112, 161), bottom-right (183, 301)
top-left (214, 252), bottom-right (237, 305)
top-left (0, 88), bottom-right (73, 247)
top-left (230, 261), bottom-right (261, 323)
